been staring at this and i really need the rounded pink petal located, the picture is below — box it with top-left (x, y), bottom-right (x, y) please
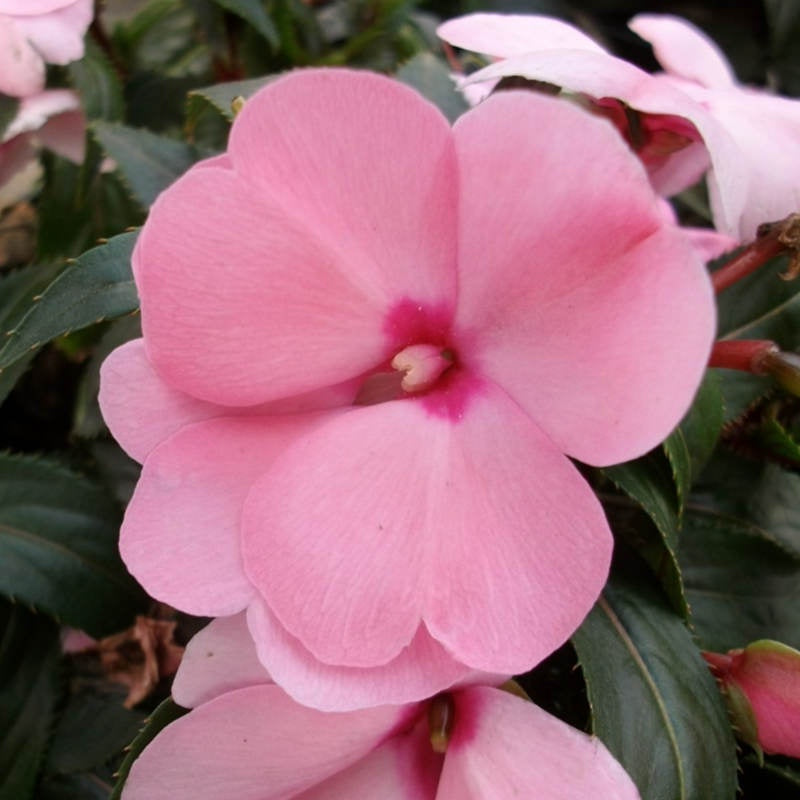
top-left (100, 339), bottom-right (362, 463)
top-left (297, 720), bottom-right (439, 800)
top-left (438, 686), bottom-right (640, 799)
top-left (4, 89), bottom-right (79, 140)
top-left (704, 89), bottom-right (800, 240)
top-left (244, 381), bottom-right (612, 675)
top-left (629, 14), bottom-right (736, 90)
top-left (121, 684), bottom-right (410, 800)
top-left (246, 599), bottom-right (490, 712)
top-left (99, 340), bottom-right (221, 463)
top-left (452, 90), bottom-right (715, 466)
top-left (11, 0), bottom-right (92, 65)
top-left (437, 12), bottom-right (605, 59)
top-left (171, 614), bottom-right (272, 709)
top-left (228, 69), bottom-right (457, 307)
top-left (0, 19), bottom-right (44, 97)
top-left (121, 414), bottom-right (335, 616)
top-left (0, 1), bottom-right (81, 13)
top-left (137, 70), bottom-right (458, 406)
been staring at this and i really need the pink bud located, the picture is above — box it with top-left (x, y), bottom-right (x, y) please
top-left (704, 640), bottom-right (800, 759)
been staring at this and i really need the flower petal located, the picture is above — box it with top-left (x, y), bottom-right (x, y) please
top-left (629, 14), bottom-right (736, 90)
top-left (246, 599), bottom-right (489, 712)
top-left (437, 12), bottom-right (605, 58)
top-left (297, 719), bottom-right (439, 800)
top-left (121, 414), bottom-right (333, 616)
top-left (121, 684), bottom-right (410, 800)
top-left (99, 340), bottom-right (222, 463)
top-left (437, 686), bottom-right (640, 799)
top-left (243, 380), bottom-right (612, 675)
top-left (171, 614), bottom-right (272, 709)
top-left (99, 339), bottom-right (359, 462)
top-left (0, 19), bottom-right (44, 97)
top-left (10, 0), bottom-right (92, 65)
top-left (137, 70), bottom-right (458, 406)
top-left (452, 90), bottom-right (715, 466)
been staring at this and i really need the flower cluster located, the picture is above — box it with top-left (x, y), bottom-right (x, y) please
top-left (101, 61), bottom-right (719, 796)
top-left (0, 0), bottom-right (92, 206)
top-left (439, 12), bottom-right (800, 241)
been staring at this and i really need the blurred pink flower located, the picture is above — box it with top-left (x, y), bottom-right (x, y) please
top-left (439, 13), bottom-right (800, 240)
top-left (0, 89), bottom-right (86, 203)
top-left (705, 640), bottom-right (800, 759)
top-left (121, 614), bottom-right (641, 800)
top-left (100, 69), bottom-right (714, 710)
top-left (0, 0), bottom-right (93, 97)
top-left (629, 15), bottom-right (800, 241)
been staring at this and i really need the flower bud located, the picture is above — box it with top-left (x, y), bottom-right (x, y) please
top-left (704, 640), bottom-right (800, 759)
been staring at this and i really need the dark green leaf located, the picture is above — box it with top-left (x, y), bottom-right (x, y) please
top-left (572, 557), bottom-right (737, 800)
top-left (0, 94), bottom-right (19, 139)
top-left (0, 602), bottom-right (61, 800)
top-left (747, 463), bottom-right (800, 557)
top-left (186, 75), bottom-right (277, 126)
top-left (68, 38), bottom-right (125, 121)
top-left (45, 692), bottom-right (145, 776)
top-left (0, 262), bottom-right (62, 403)
top-left (604, 453), bottom-right (680, 551)
top-left (714, 252), bottom-right (800, 421)
top-left (756, 409), bottom-right (800, 466)
top-left (679, 505), bottom-right (800, 651)
top-left (92, 122), bottom-right (199, 208)
top-left (212, 0), bottom-right (279, 47)
top-left (37, 772), bottom-right (113, 800)
top-left (663, 373), bottom-right (724, 510)
top-left (0, 452), bottom-right (146, 636)
top-left (110, 699), bottom-right (188, 800)
top-left (0, 232), bottom-right (139, 372)
top-left (396, 53), bottom-right (469, 123)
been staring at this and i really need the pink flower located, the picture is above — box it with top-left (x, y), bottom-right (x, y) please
top-left (121, 614), bottom-right (641, 800)
top-left (100, 69), bottom-right (714, 710)
top-left (705, 640), bottom-right (800, 759)
top-left (0, 0), bottom-right (93, 98)
top-left (629, 15), bottom-right (800, 241)
top-left (439, 13), bottom-right (800, 240)
top-left (0, 89), bottom-right (86, 205)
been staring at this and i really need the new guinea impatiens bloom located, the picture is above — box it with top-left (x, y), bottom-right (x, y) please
top-left (439, 12), bottom-right (800, 240)
top-left (704, 640), bottom-right (800, 759)
top-left (121, 614), bottom-right (641, 800)
top-left (100, 69), bottom-right (715, 711)
top-left (0, 0), bottom-right (93, 97)
top-left (0, 89), bottom-right (86, 205)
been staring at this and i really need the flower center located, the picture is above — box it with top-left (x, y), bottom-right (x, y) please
top-left (427, 693), bottom-right (455, 753)
top-left (391, 344), bottom-right (455, 393)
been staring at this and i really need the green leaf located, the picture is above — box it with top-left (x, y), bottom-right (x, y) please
top-left (572, 557), bottom-right (738, 800)
top-left (756, 407), bottom-right (800, 466)
top-left (663, 373), bottom-right (725, 511)
top-left (0, 601), bottom-right (61, 800)
top-left (0, 262), bottom-right (62, 403)
top-left (747, 463), bottom-right (800, 557)
top-left (714, 251), bottom-right (800, 421)
top-left (0, 94), bottom-right (19, 139)
top-left (0, 453), bottom-right (146, 636)
top-left (186, 75), bottom-right (277, 126)
top-left (0, 232), bottom-right (139, 372)
top-left (92, 122), bottom-right (199, 209)
top-left (37, 773), bottom-right (112, 800)
top-left (110, 699), bottom-right (188, 800)
top-left (604, 453), bottom-right (680, 551)
top-left (212, 0), bottom-right (279, 47)
top-left (679, 506), bottom-right (800, 651)
top-left (68, 38), bottom-right (125, 121)
top-left (396, 52), bottom-right (469, 123)
top-left (45, 692), bottom-right (145, 776)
